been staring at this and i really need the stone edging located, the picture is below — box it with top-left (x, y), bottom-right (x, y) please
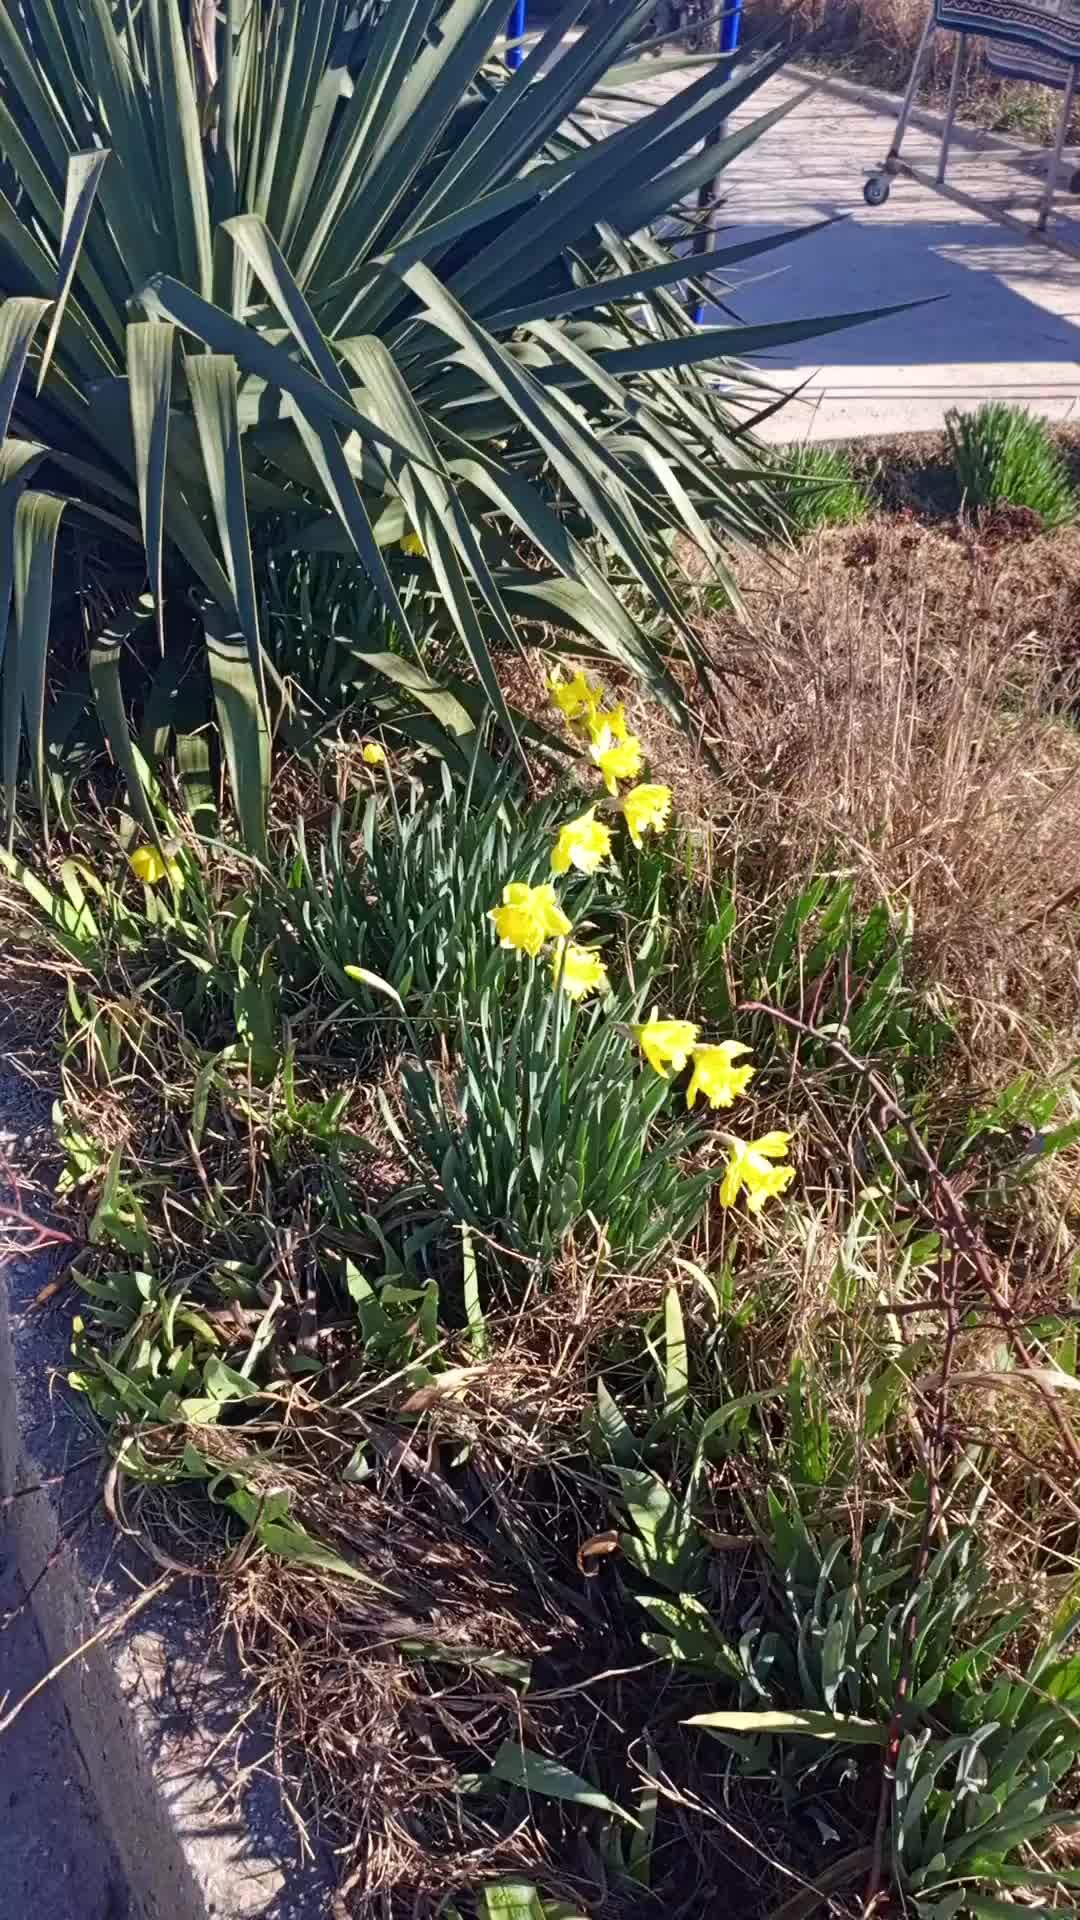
top-left (0, 1074), bottom-right (333, 1920)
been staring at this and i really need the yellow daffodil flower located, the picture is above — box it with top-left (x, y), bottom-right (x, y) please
top-left (590, 727), bottom-right (643, 795)
top-left (128, 845), bottom-right (176, 886)
top-left (585, 702), bottom-right (629, 746)
top-left (631, 1008), bottom-right (700, 1079)
top-left (552, 940), bottom-right (609, 1002)
top-left (362, 742), bottom-right (386, 766)
top-left (548, 668), bottom-right (602, 723)
top-left (400, 531), bottom-right (425, 556)
top-left (488, 881), bottom-right (572, 956)
top-left (686, 1041), bottom-right (755, 1110)
top-left (550, 807), bottom-right (612, 876)
top-left (719, 1132), bottom-right (795, 1214)
top-left (620, 782), bottom-right (672, 849)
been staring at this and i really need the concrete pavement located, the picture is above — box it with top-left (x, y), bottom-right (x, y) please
top-left (605, 63), bottom-right (1080, 439)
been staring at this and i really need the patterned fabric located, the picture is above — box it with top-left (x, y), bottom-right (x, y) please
top-left (935, 0), bottom-right (1080, 66)
top-left (984, 33), bottom-right (1076, 83)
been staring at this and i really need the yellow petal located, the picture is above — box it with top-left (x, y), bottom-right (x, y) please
top-left (750, 1131), bottom-right (792, 1159)
top-left (488, 880), bottom-right (571, 954)
top-left (548, 669), bottom-right (602, 721)
top-left (719, 1146), bottom-right (747, 1208)
top-left (129, 845), bottom-right (168, 885)
top-left (362, 742), bottom-right (385, 766)
top-left (550, 808), bottom-right (612, 877)
top-left (552, 940), bottom-right (609, 1001)
top-left (592, 734), bottom-right (643, 794)
top-left (632, 1012), bottom-right (699, 1077)
top-left (685, 1044), bottom-right (756, 1111)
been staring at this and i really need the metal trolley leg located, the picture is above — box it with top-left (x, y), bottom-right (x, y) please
top-left (864, 5), bottom-right (937, 204)
top-left (937, 32), bottom-right (967, 182)
top-left (1038, 60), bottom-right (1078, 230)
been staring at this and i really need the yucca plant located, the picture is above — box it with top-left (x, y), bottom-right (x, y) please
top-left (0, 0), bottom-right (898, 849)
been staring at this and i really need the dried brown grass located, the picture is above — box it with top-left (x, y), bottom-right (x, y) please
top-left (788, 0), bottom-right (1060, 136)
top-left (665, 518), bottom-right (1080, 1062)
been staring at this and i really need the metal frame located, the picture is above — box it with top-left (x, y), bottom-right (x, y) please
top-left (864, 5), bottom-right (1080, 255)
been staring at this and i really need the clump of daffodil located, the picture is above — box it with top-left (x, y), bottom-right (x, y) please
top-left (590, 725), bottom-right (644, 795)
top-left (547, 668), bottom-right (603, 724)
top-left (719, 1132), bottom-right (795, 1214)
top-left (550, 808), bottom-right (611, 877)
top-left (621, 782), bottom-right (672, 849)
top-left (632, 1009), bottom-right (699, 1079)
top-left (488, 881), bottom-right (572, 956)
top-left (686, 1041), bottom-right (755, 1110)
top-left (128, 844), bottom-right (179, 886)
top-left (400, 531), bottom-right (424, 556)
top-left (362, 742), bottom-right (386, 767)
top-left (552, 940), bottom-right (609, 1002)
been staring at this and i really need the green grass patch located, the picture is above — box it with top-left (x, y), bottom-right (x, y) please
top-left (770, 443), bottom-right (873, 537)
top-left (946, 402), bottom-right (1077, 525)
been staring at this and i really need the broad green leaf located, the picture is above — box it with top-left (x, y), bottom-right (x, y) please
top-left (687, 1709), bottom-right (886, 1743)
top-left (483, 220), bottom-right (839, 331)
top-left (333, 643), bottom-right (474, 737)
top-left (145, 0), bottom-right (213, 298)
top-left (487, 1741), bottom-right (639, 1827)
top-left (0, 298), bottom-right (51, 442)
top-left (137, 274), bottom-right (434, 471)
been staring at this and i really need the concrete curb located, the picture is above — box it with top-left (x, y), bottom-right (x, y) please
top-left (0, 1074), bottom-right (335, 1920)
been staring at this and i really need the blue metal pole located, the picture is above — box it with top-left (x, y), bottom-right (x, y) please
top-left (691, 0), bottom-right (744, 325)
top-left (507, 0), bottom-right (526, 71)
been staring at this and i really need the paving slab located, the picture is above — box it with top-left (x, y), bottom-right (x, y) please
top-left (607, 62), bottom-right (1080, 439)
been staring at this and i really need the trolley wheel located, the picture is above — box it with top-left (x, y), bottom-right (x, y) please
top-left (863, 173), bottom-right (891, 207)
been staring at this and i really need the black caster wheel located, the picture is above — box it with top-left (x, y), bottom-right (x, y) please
top-left (863, 173), bottom-right (891, 207)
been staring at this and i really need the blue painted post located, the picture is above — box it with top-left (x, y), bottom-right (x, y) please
top-left (507, 0), bottom-right (526, 70)
top-left (691, 0), bottom-right (744, 325)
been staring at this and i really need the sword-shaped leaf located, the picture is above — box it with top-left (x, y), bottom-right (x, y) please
top-left (37, 149), bottom-right (111, 391)
top-left (127, 322), bottom-right (175, 654)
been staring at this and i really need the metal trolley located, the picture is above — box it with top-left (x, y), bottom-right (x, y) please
top-left (862, 0), bottom-right (1080, 255)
